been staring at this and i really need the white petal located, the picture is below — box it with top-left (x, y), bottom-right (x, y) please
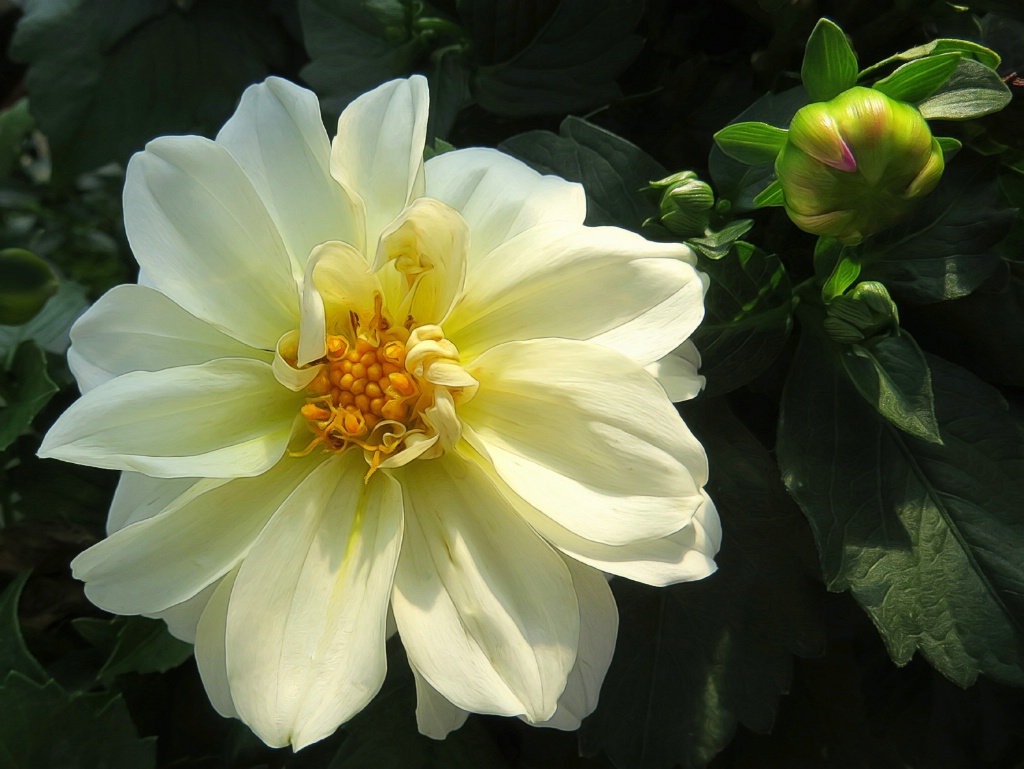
top-left (124, 136), bottom-right (298, 349)
top-left (589, 257), bottom-right (707, 367)
top-left (272, 331), bottom-right (323, 391)
top-left (413, 665), bottom-right (469, 740)
top-left (195, 566), bottom-right (240, 718)
top-left (67, 285), bottom-right (269, 394)
top-left (645, 340), bottom-right (706, 403)
top-left (216, 77), bottom-right (364, 268)
top-left (70, 457), bottom-right (320, 615)
top-left (391, 452), bottom-right (579, 722)
top-left (464, 450), bottom-right (720, 587)
top-left (461, 339), bottom-right (707, 546)
top-left (530, 557), bottom-right (617, 730)
top-left (106, 472), bottom-right (197, 534)
top-left (444, 222), bottom-right (704, 364)
top-left (550, 510), bottom-right (720, 586)
top-left (39, 359), bottom-right (300, 478)
top-left (372, 198), bottom-right (469, 325)
top-left (306, 240), bottom-right (383, 345)
top-left (425, 147), bottom-right (586, 263)
top-left (147, 579), bottom-right (219, 643)
top-left (226, 453), bottom-right (404, 750)
top-left (331, 76), bottom-right (429, 249)
top-left (298, 259), bottom-right (328, 367)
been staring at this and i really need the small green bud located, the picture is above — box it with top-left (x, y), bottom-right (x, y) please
top-left (824, 281), bottom-right (899, 344)
top-left (776, 87), bottom-right (944, 244)
top-left (650, 171), bottom-right (715, 238)
top-left (0, 248), bottom-right (59, 326)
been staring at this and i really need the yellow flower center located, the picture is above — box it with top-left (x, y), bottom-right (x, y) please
top-left (300, 335), bottom-right (418, 447)
top-left (276, 199), bottom-right (477, 479)
top-left (282, 290), bottom-right (474, 480)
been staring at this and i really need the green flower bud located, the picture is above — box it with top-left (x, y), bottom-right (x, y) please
top-left (824, 281), bottom-right (899, 344)
top-left (0, 248), bottom-right (58, 326)
top-left (776, 86), bottom-right (944, 244)
top-left (650, 171), bottom-right (714, 238)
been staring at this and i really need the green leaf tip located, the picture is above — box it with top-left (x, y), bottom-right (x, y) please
top-left (801, 18), bottom-right (859, 102)
top-left (871, 52), bottom-right (962, 104)
top-left (713, 122), bottom-right (788, 165)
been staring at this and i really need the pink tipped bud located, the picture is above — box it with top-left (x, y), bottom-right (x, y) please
top-left (776, 87), bottom-right (944, 244)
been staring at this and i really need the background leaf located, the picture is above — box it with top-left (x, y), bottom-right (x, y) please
top-left (839, 331), bottom-right (941, 443)
top-left (501, 116), bottom-right (664, 230)
top-left (902, 263), bottom-right (1024, 388)
top-left (0, 573), bottom-right (48, 685)
top-left (916, 57), bottom-right (1012, 120)
top-left (465, 0), bottom-right (643, 116)
top-left (73, 616), bottom-right (193, 685)
top-left (0, 673), bottom-right (156, 769)
top-left (858, 157), bottom-right (1016, 304)
top-left (690, 242), bottom-right (793, 397)
top-left (580, 398), bottom-right (823, 769)
top-left (299, 0), bottom-right (424, 117)
top-left (778, 333), bottom-right (1024, 687)
top-left (0, 342), bottom-right (57, 452)
top-left (10, 0), bottom-right (289, 179)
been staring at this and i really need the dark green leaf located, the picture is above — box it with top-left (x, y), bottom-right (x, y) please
top-left (500, 116), bottom-right (665, 231)
top-left (0, 342), bottom-right (58, 452)
top-left (581, 398), bottom-right (823, 769)
top-left (917, 58), bottom-right (1012, 120)
top-left (5, 452), bottom-right (117, 529)
top-left (10, 0), bottom-right (288, 179)
top-left (713, 122), bottom-right (788, 165)
top-left (871, 53), bottom-right (962, 104)
top-left (981, 13), bottom-right (1024, 74)
top-left (801, 18), bottom-right (859, 102)
top-left (709, 86), bottom-right (809, 212)
top-left (0, 672), bottom-right (155, 769)
top-left (72, 617), bottom-right (121, 650)
top-left (0, 573), bottom-right (48, 686)
top-left (73, 616), bottom-right (192, 684)
top-left (427, 52), bottom-right (473, 143)
top-left (840, 332), bottom-right (942, 443)
top-left (778, 333), bottom-right (1024, 687)
top-left (299, 0), bottom-right (423, 117)
top-left (465, 0), bottom-right (643, 116)
top-left (691, 242), bottom-right (793, 397)
top-left (901, 265), bottom-right (1024, 388)
top-left (859, 157), bottom-right (1015, 304)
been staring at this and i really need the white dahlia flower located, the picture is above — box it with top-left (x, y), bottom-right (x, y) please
top-left (39, 76), bottom-right (719, 750)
